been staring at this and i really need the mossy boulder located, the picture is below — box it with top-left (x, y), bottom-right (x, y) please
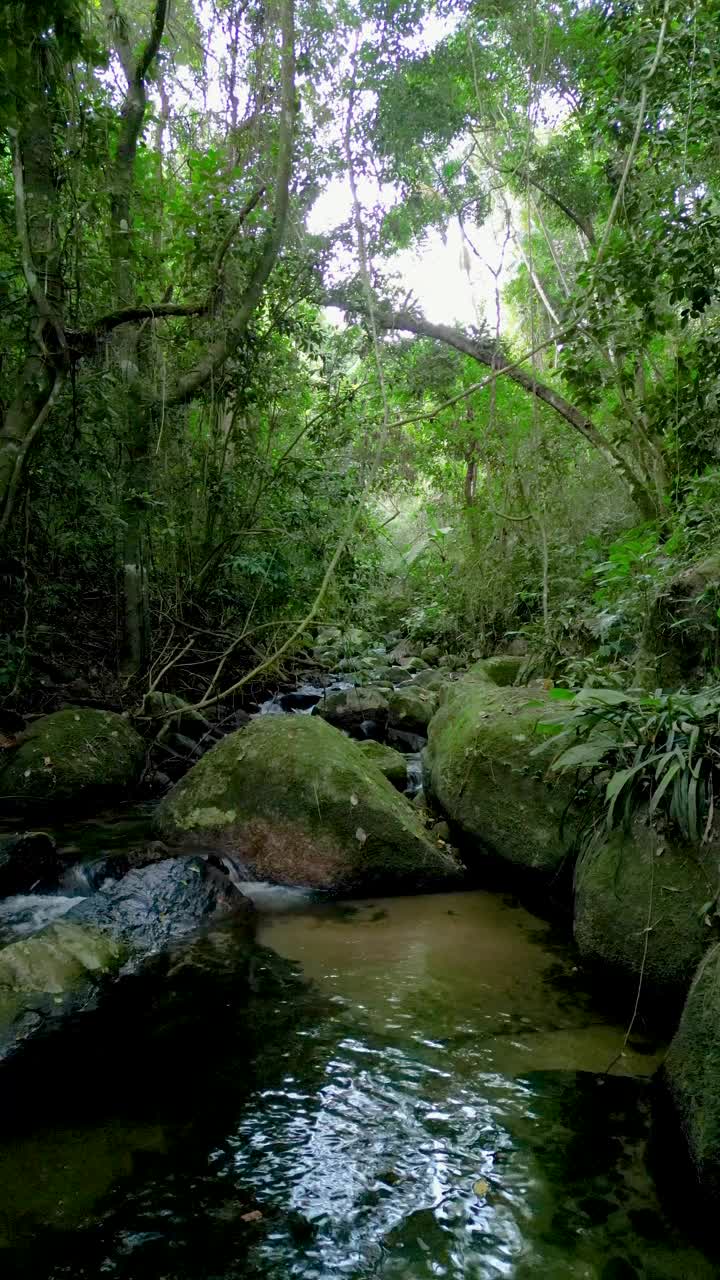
top-left (664, 944), bottom-right (720, 1196)
top-left (357, 740), bottom-right (408, 789)
top-left (421, 644), bottom-right (441, 663)
top-left (155, 715), bottom-right (461, 894)
top-left (425, 682), bottom-right (577, 877)
top-left (0, 856), bottom-right (249, 1064)
top-left (465, 655), bottom-right (526, 687)
top-left (314, 687), bottom-right (389, 734)
top-left (409, 669), bottom-right (447, 691)
top-left (0, 709), bottom-right (145, 812)
top-left (574, 818), bottom-right (717, 1004)
top-left (388, 687), bottom-right (439, 736)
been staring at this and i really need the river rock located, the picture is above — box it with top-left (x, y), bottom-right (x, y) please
top-left (664, 943), bottom-right (720, 1196)
top-left (388, 687), bottom-right (439, 735)
top-left (403, 656), bottom-right (429, 673)
top-left (0, 856), bottom-right (248, 1064)
top-left (357, 741), bottom-right (408, 789)
top-left (425, 681), bottom-right (577, 877)
top-left (0, 831), bottom-right (60, 897)
top-left (314, 686), bottom-right (389, 734)
top-left (421, 644), bottom-right (441, 663)
top-left (155, 715), bottom-right (462, 894)
top-left (409, 669), bottom-right (447, 691)
top-left (574, 817), bottom-right (717, 1004)
top-left (0, 709), bottom-right (145, 812)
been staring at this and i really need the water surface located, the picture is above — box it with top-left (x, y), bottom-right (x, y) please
top-left (0, 888), bottom-right (715, 1279)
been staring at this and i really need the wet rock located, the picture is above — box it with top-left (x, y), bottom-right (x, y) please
top-left (155, 715), bottom-right (462, 894)
top-left (314, 687), bottom-right (389, 735)
top-left (664, 943), bottom-right (720, 1197)
top-left (279, 689), bottom-right (322, 711)
top-left (0, 831), bottom-right (60, 897)
top-left (67, 856), bottom-right (248, 950)
top-left (387, 728), bottom-right (428, 753)
top-left (574, 817), bottom-right (717, 1004)
top-left (388, 687), bottom-right (439, 736)
top-left (0, 709), bottom-right (145, 813)
top-left (357, 741), bottom-right (408, 789)
top-left (0, 856), bottom-right (251, 1065)
top-left (403, 656), bottom-right (429, 674)
top-left (387, 665), bottom-right (408, 682)
top-left (425, 681), bottom-right (577, 878)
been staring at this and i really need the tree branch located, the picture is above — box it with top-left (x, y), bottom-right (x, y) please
top-left (8, 128), bottom-right (67, 356)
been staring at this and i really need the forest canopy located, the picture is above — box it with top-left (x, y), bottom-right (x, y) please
top-left (2, 0), bottom-right (720, 705)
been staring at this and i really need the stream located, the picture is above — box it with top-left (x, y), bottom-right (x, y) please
top-left (0, 680), bottom-right (718, 1277)
top-left (0, 847), bottom-right (717, 1278)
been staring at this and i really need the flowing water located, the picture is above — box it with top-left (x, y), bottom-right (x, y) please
top-left (0, 882), bottom-right (716, 1280)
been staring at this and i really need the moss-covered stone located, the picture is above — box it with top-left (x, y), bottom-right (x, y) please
top-left (425, 682), bottom-right (577, 876)
top-left (409, 669), bottom-right (447, 691)
top-left (155, 715), bottom-right (461, 894)
top-left (357, 740), bottom-right (408, 789)
top-left (0, 709), bottom-right (145, 812)
top-left (664, 944), bottom-right (720, 1196)
top-left (574, 818), bottom-right (716, 1002)
top-left (314, 687), bottom-right (389, 732)
top-left (421, 644), bottom-right (441, 663)
top-left (388, 687), bottom-right (439, 735)
top-left (465, 655), bottom-right (526, 686)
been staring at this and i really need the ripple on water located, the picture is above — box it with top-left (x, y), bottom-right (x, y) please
top-left (0, 888), bottom-right (715, 1280)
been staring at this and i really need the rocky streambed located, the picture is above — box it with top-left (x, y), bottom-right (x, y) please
top-left (1, 630), bottom-right (720, 1272)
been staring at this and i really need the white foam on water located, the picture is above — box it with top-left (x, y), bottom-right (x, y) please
top-left (0, 893), bottom-right (85, 940)
top-left (238, 881), bottom-right (315, 913)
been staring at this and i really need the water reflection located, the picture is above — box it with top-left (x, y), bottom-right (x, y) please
top-left (0, 889), bottom-right (715, 1279)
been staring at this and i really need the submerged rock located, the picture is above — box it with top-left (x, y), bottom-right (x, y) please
top-left (425, 681), bottom-right (577, 878)
top-left (314, 686), bottom-right (389, 735)
top-left (155, 715), bottom-right (462, 894)
top-left (0, 856), bottom-right (250, 1065)
top-left (0, 831), bottom-right (60, 897)
top-left (574, 817), bottom-right (717, 1005)
top-left (0, 709), bottom-right (145, 812)
top-left (664, 943), bottom-right (720, 1196)
top-left (357, 740), bottom-right (408, 789)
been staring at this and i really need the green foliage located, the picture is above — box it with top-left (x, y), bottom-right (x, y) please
top-left (542, 684), bottom-right (720, 842)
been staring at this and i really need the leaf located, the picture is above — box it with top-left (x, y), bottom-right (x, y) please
top-left (576, 687), bottom-right (632, 707)
top-left (473, 1178), bottom-right (489, 1197)
top-left (648, 760), bottom-right (681, 814)
top-left (550, 739), bottom-right (613, 770)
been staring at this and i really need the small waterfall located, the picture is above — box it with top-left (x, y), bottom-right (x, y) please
top-left (218, 853), bottom-right (315, 913)
top-left (405, 754), bottom-right (423, 797)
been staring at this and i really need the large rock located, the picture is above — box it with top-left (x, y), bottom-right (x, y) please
top-left (0, 709), bottom-right (145, 812)
top-left (155, 715), bottom-right (461, 894)
top-left (388, 687), bottom-right (439, 735)
top-left (425, 682), bottom-right (576, 877)
top-left (357, 740), bottom-right (408, 789)
top-left (574, 817), bottom-right (716, 1004)
top-left (314, 686), bottom-right (389, 734)
top-left (0, 856), bottom-right (248, 1063)
top-left (664, 944), bottom-right (720, 1197)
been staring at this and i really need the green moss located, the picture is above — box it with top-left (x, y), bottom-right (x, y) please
top-left (387, 687), bottom-right (439, 734)
top-left (0, 709), bottom-right (145, 810)
top-left (425, 682), bottom-right (576, 875)
top-left (665, 944), bottom-right (720, 1195)
top-left (574, 818), bottom-right (715, 997)
top-left (357, 740), bottom-right (408, 788)
top-left (465, 655), bottom-right (526, 687)
top-left (156, 716), bottom-right (460, 893)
